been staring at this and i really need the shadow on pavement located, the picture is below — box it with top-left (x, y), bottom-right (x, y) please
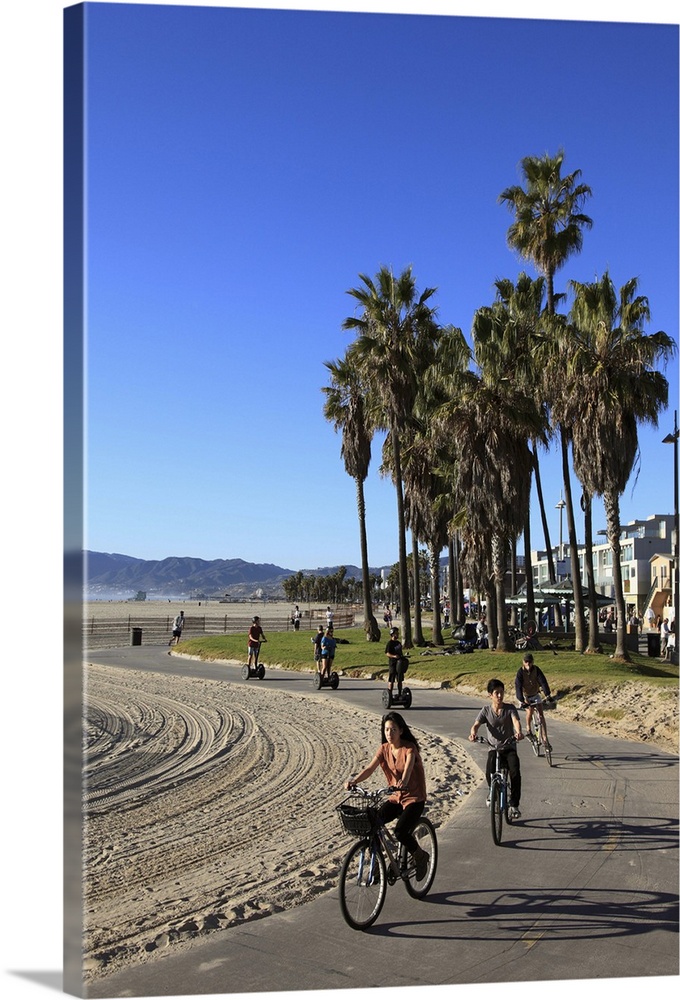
top-left (370, 885), bottom-right (679, 943)
top-left (488, 814), bottom-right (678, 853)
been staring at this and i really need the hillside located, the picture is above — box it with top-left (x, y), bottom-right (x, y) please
top-left (84, 551), bottom-right (388, 600)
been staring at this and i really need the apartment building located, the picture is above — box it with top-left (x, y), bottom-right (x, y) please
top-left (531, 513), bottom-right (675, 623)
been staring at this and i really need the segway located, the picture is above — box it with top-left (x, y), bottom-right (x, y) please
top-left (382, 686), bottom-right (412, 709)
top-left (241, 644), bottom-right (266, 680)
top-left (313, 669), bottom-right (339, 690)
top-left (382, 654), bottom-right (411, 708)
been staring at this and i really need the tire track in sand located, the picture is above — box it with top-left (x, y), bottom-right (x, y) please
top-left (83, 662), bottom-right (479, 980)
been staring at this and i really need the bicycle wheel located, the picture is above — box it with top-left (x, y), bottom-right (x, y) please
top-left (544, 743), bottom-right (553, 767)
top-left (490, 780), bottom-right (503, 845)
top-left (403, 818), bottom-right (438, 898)
top-left (339, 840), bottom-right (387, 930)
top-left (526, 714), bottom-right (540, 756)
top-left (504, 776), bottom-right (514, 824)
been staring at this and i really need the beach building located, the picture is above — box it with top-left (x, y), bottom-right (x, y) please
top-left (530, 513), bottom-right (675, 624)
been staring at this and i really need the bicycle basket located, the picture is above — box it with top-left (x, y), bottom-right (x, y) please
top-left (337, 795), bottom-right (377, 836)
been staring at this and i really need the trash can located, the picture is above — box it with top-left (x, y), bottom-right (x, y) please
top-left (647, 632), bottom-right (660, 657)
top-left (131, 627), bottom-right (143, 646)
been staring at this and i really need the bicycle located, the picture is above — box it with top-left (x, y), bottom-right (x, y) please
top-left (473, 736), bottom-right (519, 846)
top-left (509, 624), bottom-right (558, 655)
top-left (336, 785), bottom-right (438, 930)
top-left (520, 696), bottom-right (555, 767)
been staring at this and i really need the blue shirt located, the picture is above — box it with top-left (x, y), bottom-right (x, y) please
top-left (321, 634), bottom-right (336, 657)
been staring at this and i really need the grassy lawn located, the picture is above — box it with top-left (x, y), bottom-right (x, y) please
top-left (178, 627), bottom-right (678, 701)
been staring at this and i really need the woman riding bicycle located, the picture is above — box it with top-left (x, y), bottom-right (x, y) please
top-left (345, 712), bottom-right (429, 879)
top-left (514, 652), bottom-right (553, 750)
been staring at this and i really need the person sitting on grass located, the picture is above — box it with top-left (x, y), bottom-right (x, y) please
top-left (469, 678), bottom-right (524, 820)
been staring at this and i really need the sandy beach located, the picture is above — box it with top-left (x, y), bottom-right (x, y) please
top-left (83, 661), bottom-right (479, 982)
top-left (82, 602), bottom-right (677, 983)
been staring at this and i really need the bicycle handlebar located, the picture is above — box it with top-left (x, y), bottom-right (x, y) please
top-left (472, 735), bottom-right (521, 746)
top-left (519, 697), bottom-right (554, 709)
top-left (345, 783), bottom-right (405, 795)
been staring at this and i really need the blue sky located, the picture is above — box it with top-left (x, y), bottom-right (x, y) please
top-left (78, 1), bottom-right (679, 572)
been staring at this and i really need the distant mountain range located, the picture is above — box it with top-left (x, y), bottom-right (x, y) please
top-left (84, 551), bottom-right (391, 600)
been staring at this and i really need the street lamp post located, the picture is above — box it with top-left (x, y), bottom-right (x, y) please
top-left (555, 496), bottom-right (566, 578)
top-left (662, 410), bottom-right (679, 664)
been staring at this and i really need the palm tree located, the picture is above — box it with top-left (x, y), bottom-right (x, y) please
top-left (401, 431), bottom-right (452, 646)
top-left (473, 273), bottom-right (555, 620)
top-left (499, 150), bottom-right (593, 313)
top-left (322, 352), bottom-right (381, 640)
top-left (554, 272), bottom-right (675, 659)
top-left (458, 529), bottom-right (495, 643)
top-left (499, 150), bottom-right (593, 649)
top-left (436, 367), bottom-right (542, 651)
top-left (343, 266), bottom-right (440, 648)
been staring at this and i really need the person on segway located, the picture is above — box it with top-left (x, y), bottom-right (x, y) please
top-left (385, 626), bottom-right (408, 702)
top-left (247, 616), bottom-right (266, 670)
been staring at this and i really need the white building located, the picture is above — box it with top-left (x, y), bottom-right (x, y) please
top-left (531, 513), bottom-right (675, 623)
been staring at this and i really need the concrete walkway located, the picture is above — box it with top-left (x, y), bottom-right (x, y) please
top-left (85, 646), bottom-right (679, 998)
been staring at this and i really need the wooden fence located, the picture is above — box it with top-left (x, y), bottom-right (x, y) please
top-left (82, 609), bottom-right (355, 650)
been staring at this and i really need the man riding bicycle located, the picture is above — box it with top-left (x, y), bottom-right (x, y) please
top-left (514, 652), bottom-right (553, 751)
top-left (469, 679), bottom-right (524, 819)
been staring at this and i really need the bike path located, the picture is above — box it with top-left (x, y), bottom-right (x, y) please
top-left (86, 646), bottom-right (679, 997)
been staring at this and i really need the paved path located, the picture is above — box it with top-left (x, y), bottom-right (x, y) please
top-left (86, 646), bottom-right (679, 997)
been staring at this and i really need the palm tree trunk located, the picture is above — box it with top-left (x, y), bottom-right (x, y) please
top-left (356, 476), bottom-right (380, 641)
top-left (560, 427), bottom-right (586, 650)
top-left (510, 542), bottom-right (518, 626)
top-left (492, 534), bottom-right (511, 651)
top-left (448, 537), bottom-right (455, 620)
top-left (533, 444), bottom-right (562, 628)
top-left (582, 490), bottom-right (601, 653)
top-left (450, 534), bottom-right (466, 623)
top-left (486, 583), bottom-right (498, 650)
top-left (604, 491), bottom-right (630, 661)
top-left (431, 547), bottom-right (443, 645)
top-left (391, 422), bottom-right (412, 647)
top-left (412, 533), bottom-right (425, 646)
top-left (523, 508), bottom-right (535, 627)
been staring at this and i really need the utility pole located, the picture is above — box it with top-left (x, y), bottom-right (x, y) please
top-left (662, 410), bottom-right (679, 663)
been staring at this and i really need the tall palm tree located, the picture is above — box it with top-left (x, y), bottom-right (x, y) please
top-left (401, 431), bottom-right (452, 646)
top-left (418, 322), bottom-right (472, 637)
top-left (436, 370), bottom-right (542, 651)
top-left (499, 150), bottom-right (593, 650)
top-left (343, 266), bottom-right (440, 648)
top-left (322, 352), bottom-right (381, 640)
top-left (499, 150), bottom-right (593, 313)
top-left (473, 273), bottom-right (555, 617)
top-left (554, 272), bottom-right (675, 659)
